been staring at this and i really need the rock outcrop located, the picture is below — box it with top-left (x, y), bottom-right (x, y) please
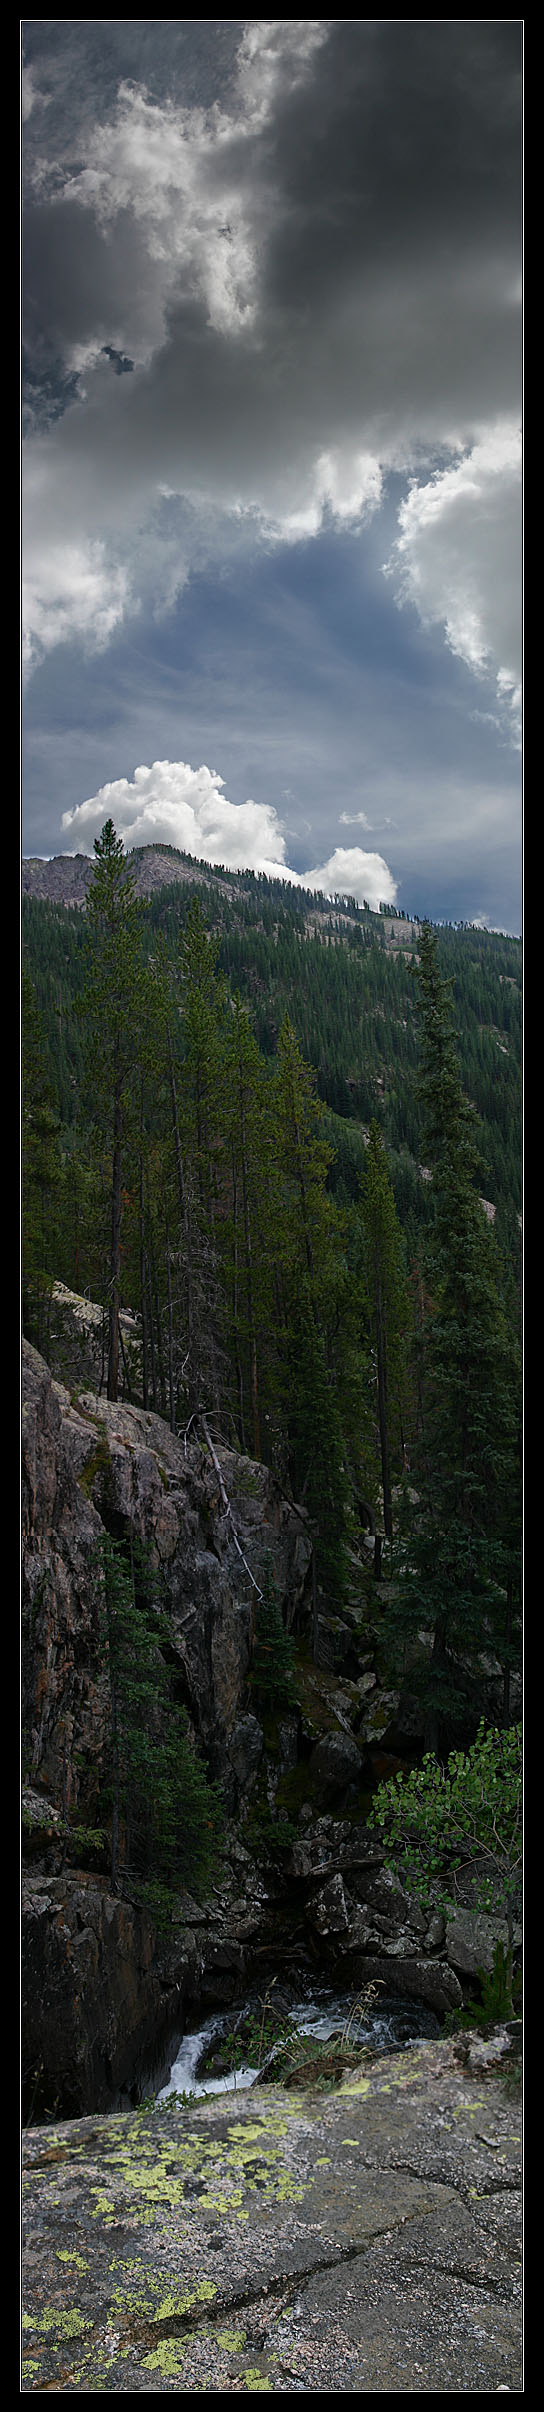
top-left (21, 2038), bottom-right (522, 2394)
top-left (22, 1872), bottom-right (184, 2121)
top-left (22, 1337), bottom-right (312, 1812)
top-left (22, 1339), bottom-right (314, 2114)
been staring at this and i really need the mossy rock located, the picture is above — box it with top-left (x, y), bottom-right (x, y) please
top-left (77, 1429), bottom-right (113, 1501)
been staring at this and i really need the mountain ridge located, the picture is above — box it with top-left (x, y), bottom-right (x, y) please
top-left (23, 841), bottom-right (509, 949)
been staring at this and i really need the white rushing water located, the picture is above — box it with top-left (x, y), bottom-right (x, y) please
top-left (156, 1988), bottom-right (439, 2105)
top-left (157, 2014), bottom-right (261, 2104)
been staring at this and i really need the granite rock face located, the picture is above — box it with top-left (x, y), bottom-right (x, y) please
top-left (21, 1339), bottom-right (518, 2121)
top-left (22, 1339), bottom-right (312, 1813)
top-left (21, 1342), bottom-right (313, 2115)
top-left (22, 1872), bottom-right (187, 2120)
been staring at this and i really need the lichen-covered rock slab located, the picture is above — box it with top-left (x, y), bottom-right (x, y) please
top-left (22, 2039), bottom-right (522, 2393)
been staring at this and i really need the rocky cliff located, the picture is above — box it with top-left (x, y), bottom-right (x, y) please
top-left (22, 1338), bottom-right (519, 2122)
top-left (21, 1336), bottom-right (313, 2115)
top-left (22, 1337), bottom-right (312, 1812)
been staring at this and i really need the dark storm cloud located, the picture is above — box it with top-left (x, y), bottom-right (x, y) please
top-left (261, 20), bottom-right (521, 293)
top-left (23, 198), bottom-right (151, 360)
top-left (23, 17), bottom-right (521, 487)
top-left (23, 21), bottom-right (521, 416)
top-left (22, 15), bottom-right (521, 890)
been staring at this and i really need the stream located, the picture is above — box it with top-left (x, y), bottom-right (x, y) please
top-left (156, 1985), bottom-right (441, 2105)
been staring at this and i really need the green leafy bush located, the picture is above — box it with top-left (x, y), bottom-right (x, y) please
top-left (368, 1719), bottom-right (521, 1940)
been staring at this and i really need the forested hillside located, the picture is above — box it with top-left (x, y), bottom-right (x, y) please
top-left (22, 829), bottom-right (522, 1748)
top-left (23, 845), bottom-right (522, 1240)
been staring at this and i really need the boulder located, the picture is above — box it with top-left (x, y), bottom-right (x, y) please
top-left (445, 1909), bottom-right (521, 1979)
top-left (309, 1729), bottom-right (363, 1800)
top-left (346, 1952), bottom-right (463, 2016)
top-left (309, 1873), bottom-right (350, 1935)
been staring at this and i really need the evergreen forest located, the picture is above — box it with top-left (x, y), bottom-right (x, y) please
top-left (22, 828), bottom-right (522, 1752)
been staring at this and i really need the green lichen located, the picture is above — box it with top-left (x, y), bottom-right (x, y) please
top-left (107, 2271), bottom-right (217, 2327)
top-left (226, 2122), bottom-right (271, 2144)
top-left (198, 2187), bottom-right (244, 2212)
top-left (24, 2306), bottom-right (91, 2339)
top-left (217, 2328), bottom-right (247, 2351)
top-left (243, 2371), bottom-right (273, 2391)
top-left (142, 2339), bottom-right (188, 2375)
top-left (159, 2281), bottom-right (217, 2315)
top-left (274, 2172), bottom-right (306, 2203)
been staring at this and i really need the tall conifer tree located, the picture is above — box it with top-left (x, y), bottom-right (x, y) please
top-left (78, 821), bottom-right (144, 1400)
top-left (273, 1016), bottom-right (350, 1622)
top-left (358, 1119), bottom-right (410, 1544)
top-left (22, 966), bottom-right (61, 1352)
top-left (224, 995), bottom-right (273, 1458)
top-left (391, 925), bottom-right (520, 1743)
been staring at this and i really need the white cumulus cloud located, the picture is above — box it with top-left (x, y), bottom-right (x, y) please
top-left (302, 846), bottom-right (396, 909)
top-left (386, 423), bottom-right (521, 740)
top-left (61, 758), bottom-right (396, 910)
top-left (22, 536), bottom-right (130, 675)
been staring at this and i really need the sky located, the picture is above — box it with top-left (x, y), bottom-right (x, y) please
top-left (22, 19), bottom-right (522, 932)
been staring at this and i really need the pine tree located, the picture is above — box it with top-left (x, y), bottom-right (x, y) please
top-left (22, 966), bottom-right (62, 1351)
top-left (390, 925), bottom-right (521, 1745)
top-left (223, 995), bottom-right (274, 1458)
top-left (250, 1555), bottom-right (296, 1712)
top-left (357, 1120), bottom-right (410, 1544)
top-left (175, 897), bottom-right (228, 1421)
top-left (78, 823), bottom-right (144, 1400)
top-left (99, 1535), bottom-right (223, 1912)
top-left (273, 1017), bottom-right (350, 1624)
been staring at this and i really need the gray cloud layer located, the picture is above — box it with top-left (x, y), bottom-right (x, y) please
top-left (23, 21), bottom-right (521, 515)
top-left (22, 19), bottom-right (522, 911)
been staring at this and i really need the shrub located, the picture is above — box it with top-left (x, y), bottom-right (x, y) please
top-left (368, 1719), bottom-right (521, 1943)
